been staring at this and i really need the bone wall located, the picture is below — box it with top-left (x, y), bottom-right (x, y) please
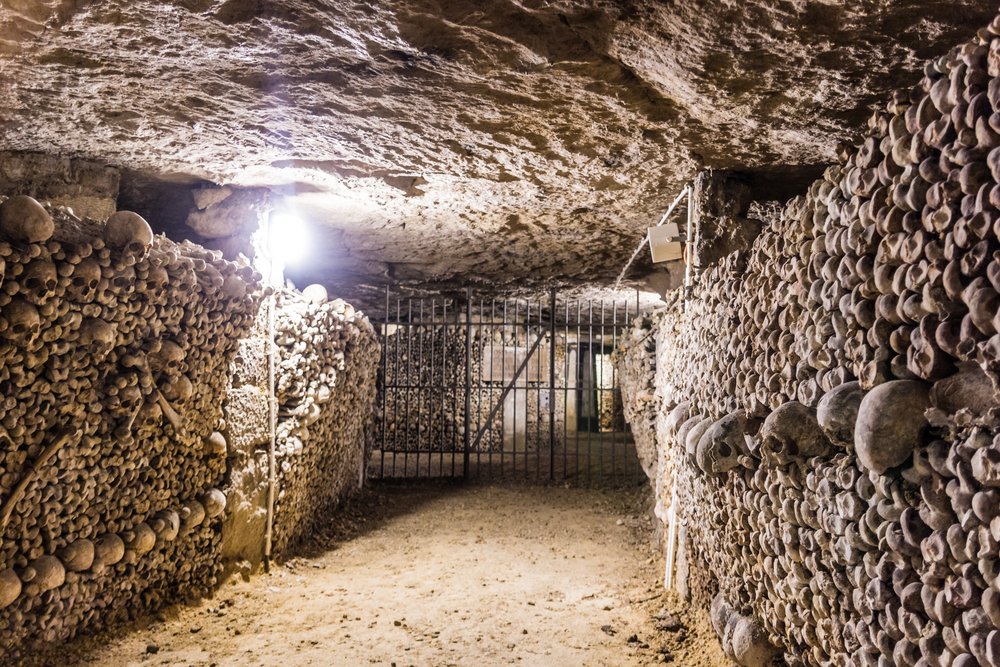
top-left (619, 16), bottom-right (1000, 667)
top-left (0, 197), bottom-right (263, 660)
top-left (380, 326), bottom-right (502, 453)
top-left (270, 291), bottom-right (380, 555)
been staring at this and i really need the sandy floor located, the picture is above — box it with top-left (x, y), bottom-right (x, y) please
top-left (52, 483), bottom-right (727, 667)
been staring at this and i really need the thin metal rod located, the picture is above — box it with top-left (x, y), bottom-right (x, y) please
top-left (489, 297), bottom-right (497, 478)
top-left (598, 300), bottom-right (606, 483)
top-left (614, 184), bottom-right (690, 289)
top-left (393, 298), bottom-right (401, 477)
top-left (380, 286), bottom-right (389, 479)
top-left (501, 299), bottom-right (508, 478)
top-left (549, 289), bottom-right (557, 481)
top-left (611, 299), bottom-right (618, 485)
top-left (416, 299), bottom-right (424, 477)
top-left (513, 299), bottom-right (519, 476)
top-left (562, 298), bottom-right (569, 483)
top-left (263, 288), bottom-right (277, 570)
top-left (587, 300), bottom-right (594, 487)
top-left (464, 289), bottom-right (472, 480)
top-left (404, 299), bottom-right (412, 478)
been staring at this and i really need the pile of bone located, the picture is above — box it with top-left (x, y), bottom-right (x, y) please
top-left (666, 375), bottom-right (1000, 666)
top-left (270, 288), bottom-right (379, 555)
top-left (0, 195), bottom-right (261, 656)
top-left (613, 316), bottom-right (659, 479)
top-left (380, 327), bottom-right (502, 454)
top-left (621, 13), bottom-right (1000, 667)
top-left (653, 16), bottom-right (1000, 422)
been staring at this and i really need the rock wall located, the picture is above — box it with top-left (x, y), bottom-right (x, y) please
top-left (0, 197), bottom-right (262, 659)
top-left (270, 291), bottom-right (380, 555)
top-left (620, 17), bottom-right (1000, 667)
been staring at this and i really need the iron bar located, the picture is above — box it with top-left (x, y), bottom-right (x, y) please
top-left (380, 286), bottom-right (389, 479)
top-left (549, 289), bottom-right (556, 481)
top-left (464, 289), bottom-right (472, 479)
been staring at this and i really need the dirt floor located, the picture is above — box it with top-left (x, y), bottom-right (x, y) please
top-left (50, 483), bottom-right (728, 667)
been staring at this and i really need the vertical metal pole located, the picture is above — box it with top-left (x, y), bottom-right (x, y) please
top-left (575, 299), bottom-right (582, 483)
top-left (463, 289), bottom-right (472, 480)
top-left (513, 299), bottom-right (519, 477)
top-left (393, 298), bottom-right (401, 477)
top-left (548, 289), bottom-right (557, 481)
top-left (264, 287), bottom-right (277, 570)
top-left (611, 299), bottom-right (618, 485)
top-left (586, 299), bottom-right (600, 486)
top-left (501, 300), bottom-right (508, 478)
top-left (477, 295), bottom-right (484, 480)
top-left (562, 298), bottom-right (569, 483)
top-left (416, 299), bottom-right (424, 477)
top-left (380, 286), bottom-right (389, 479)
top-left (489, 297), bottom-right (497, 479)
top-left (599, 300), bottom-right (606, 483)
top-left (440, 300), bottom-right (448, 477)
top-left (404, 299), bottom-right (413, 477)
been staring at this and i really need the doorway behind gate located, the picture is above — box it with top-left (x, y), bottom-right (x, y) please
top-left (368, 290), bottom-right (643, 487)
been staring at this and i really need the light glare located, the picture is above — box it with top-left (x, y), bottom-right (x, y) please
top-left (269, 211), bottom-right (309, 266)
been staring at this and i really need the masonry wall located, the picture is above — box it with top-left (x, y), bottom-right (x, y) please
top-left (619, 19), bottom-right (1000, 667)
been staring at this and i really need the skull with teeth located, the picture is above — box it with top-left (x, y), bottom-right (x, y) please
top-left (67, 257), bottom-right (101, 303)
top-left (696, 410), bottom-right (757, 475)
top-left (20, 258), bottom-right (57, 303)
top-left (758, 401), bottom-right (832, 466)
top-left (2, 298), bottom-right (41, 345)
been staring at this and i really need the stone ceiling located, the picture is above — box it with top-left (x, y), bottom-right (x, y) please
top-left (0, 0), bottom-right (995, 301)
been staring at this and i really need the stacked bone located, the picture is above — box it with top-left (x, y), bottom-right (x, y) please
top-left (270, 289), bottom-right (379, 555)
top-left (619, 14), bottom-right (1000, 667)
top-left (614, 316), bottom-right (659, 479)
top-left (380, 326), bottom-right (502, 454)
top-left (0, 196), bottom-right (262, 658)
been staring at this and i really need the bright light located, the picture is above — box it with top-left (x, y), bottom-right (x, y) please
top-left (268, 210), bottom-right (310, 267)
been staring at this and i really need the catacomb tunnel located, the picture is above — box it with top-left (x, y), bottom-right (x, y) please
top-left (2, 1), bottom-right (1000, 665)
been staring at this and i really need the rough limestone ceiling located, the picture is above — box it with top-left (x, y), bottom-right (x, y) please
top-left (0, 0), bottom-right (995, 295)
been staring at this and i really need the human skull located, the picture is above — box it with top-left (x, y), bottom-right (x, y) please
top-left (20, 258), bottom-right (57, 302)
top-left (201, 488), bottom-right (227, 518)
top-left (758, 401), bottom-right (832, 466)
top-left (150, 509), bottom-right (180, 542)
top-left (57, 539), bottom-right (95, 572)
top-left (2, 298), bottom-right (41, 344)
top-left (92, 533), bottom-right (125, 569)
top-left (180, 500), bottom-right (207, 533)
top-left (855, 380), bottom-right (931, 474)
top-left (149, 339), bottom-right (185, 374)
top-left (696, 410), bottom-right (756, 475)
top-left (0, 568), bottom-right (21, 609)
top-left (123, 521), bottom-right (156, 555)
top-left (77, 318), bottom-right (116, 359)
top-left (816, 381), bottom-right (865, 448)
top-left (67, 257), bottom-right (101, 303)
top-left (0, 195), bottom-right (54, 243)
top-left (104, 210), bottom-right (153, 256)
top-left (21, 555), bottom-right (65, 593)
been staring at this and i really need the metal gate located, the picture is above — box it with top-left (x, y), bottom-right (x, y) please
top-left (369, 289), bottom-right (643, 487)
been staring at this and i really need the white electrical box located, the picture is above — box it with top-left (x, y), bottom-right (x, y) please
top-left (649, 223), bottom-right (683, 263)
